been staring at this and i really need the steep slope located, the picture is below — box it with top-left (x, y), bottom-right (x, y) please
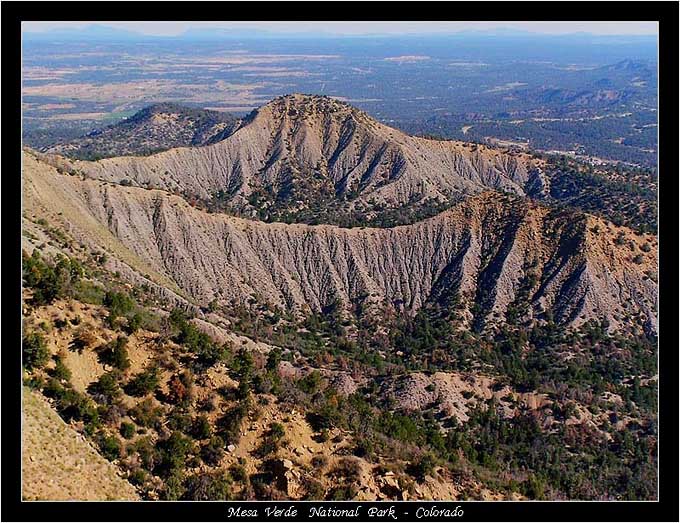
top-left (44, 103), bottom-right (241, 160)
top-left (62, 95), bottom-right (548, 220)
top-left (22, 387), bottom-right (139, 501)
top-left (24, 151), bottom-right (657, 334)
top-left (21, 293), bottom-right (523, 501)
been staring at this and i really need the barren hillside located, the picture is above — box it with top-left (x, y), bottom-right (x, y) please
top-left (23, 150), bottom-right (657, 335)
top-left (58, 95), bottom-right (546, 219)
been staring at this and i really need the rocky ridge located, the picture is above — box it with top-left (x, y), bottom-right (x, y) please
top-left (60, 94), bottom-right (548, 219)
top-left (23, 151), bottom-right (657, 334)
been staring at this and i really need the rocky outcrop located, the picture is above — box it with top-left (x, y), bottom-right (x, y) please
top-left (379, 371), bottom-right (550, 423)
top-left (23, 151), bottom-right (657, 334)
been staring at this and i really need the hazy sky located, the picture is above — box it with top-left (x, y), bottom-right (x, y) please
top-left (23, 21), bottom-right (659, 37)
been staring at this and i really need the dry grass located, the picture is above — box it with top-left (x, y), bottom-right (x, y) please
top-left (22, 387), bottom-right (139, 501)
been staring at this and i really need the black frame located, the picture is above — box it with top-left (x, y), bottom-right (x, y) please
top-left (2, 3), bottom-right (678, 521)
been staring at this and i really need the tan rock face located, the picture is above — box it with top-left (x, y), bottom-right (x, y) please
top-left (23, 150), bottom-right (657, 335)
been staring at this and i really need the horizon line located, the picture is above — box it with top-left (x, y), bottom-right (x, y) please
top-left (22, 21), bottom-right (660, 38)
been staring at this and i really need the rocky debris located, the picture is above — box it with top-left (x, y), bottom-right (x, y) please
top-left (205, 364), bottom-right (239, 392)
top-left (381, 371), bottom-right (550, 423)
top-left (388, 373), bottom-right (438, 412)
top-left (376, 473), bottom-right (407, 500)
top-left (278, 361), bottom-right (305, 380)
top-left (328, 372), bottom-right (359, 396)
top-left (192, 317), bottom-right (274, 354)
top-left (270, 458), bottom-right (304, 498)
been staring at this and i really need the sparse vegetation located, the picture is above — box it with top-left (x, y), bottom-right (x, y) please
top-left (22, 331), bottom-right (50, 371)
top-left (23, 250), bottom-right (83, 305)
top-left (21, 89), bottom-right (657, 502)
top-left (126, 365), bottom-right (160, 397)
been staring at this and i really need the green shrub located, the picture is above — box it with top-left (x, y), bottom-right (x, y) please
top-left (266, 348), bottom-right (282, 372)
top-left (126, 365), bottom-right (160, 397)
top-left (303, 479), bottom-right (325, 500)
top-left (157, 431), bottom-right (195, 477)
top-left (130, 436), bottom-right (160, 471)
top-left (352, 438), bottom-right (374, 460)
top-left (22, 251), bottom-right (82, 305)
top-left (327, 485), bottom-right (357, 500)
top-left (57, 389), bottom-right (99, 428)
top-left (523, 475), bottom-right (546, 500)
top-left (377, 411), bottom-right (424, 444)
top-left (126, 313), bottom-right (143, 334)
top-left (229, 463), bottom-right (248, 483)
top-left (130, 398), bottom-right (163, 428)
top-left (128, 468), bottom-right (148, 486)
top-left (52, 353), bottom-right (72, 381)
top-left (161, 471), bottom-right (186, 500)
top-left (24, 375), bottom-right (45, 390)
top-left (22, 332), bottom-right (50, 371)
top-left (408, 454), bottom-right (436, 482)
top-left (108, 337), bottom-right (131, 371)
top-left (120, 422), bottom-right (136, 439)
top-left (168, 308), bottom-right (231, 367)
top-left (104, 291), bottom-right (136, 327)
top-left (182, 471), bottom-right (232, 501)
top-left (42, 379), bottom-right (99, 434)
top-left (192, 415), bottom-right (212, 440)
top-left (72, 280), bottom-right (106, 305)
top-left (217, 400), bottom-right (249, 444)
top-left (167, 409), bottom-right (193, 433)
top-left (297, 370), bottom-right (322, 394)
top-left (233, 349), bottom-right (255, 380)
top-left (268, 422), bottom-right (285, 442)
top-left (201, 436), bottom-right (225, 466)
top-left (97, 432), bottom-right (122, 461)
top-left (88, 371), bottom-right (122, 405)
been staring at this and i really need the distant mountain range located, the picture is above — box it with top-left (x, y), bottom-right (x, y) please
top-left (23, 24), bottom-right (659, 44)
